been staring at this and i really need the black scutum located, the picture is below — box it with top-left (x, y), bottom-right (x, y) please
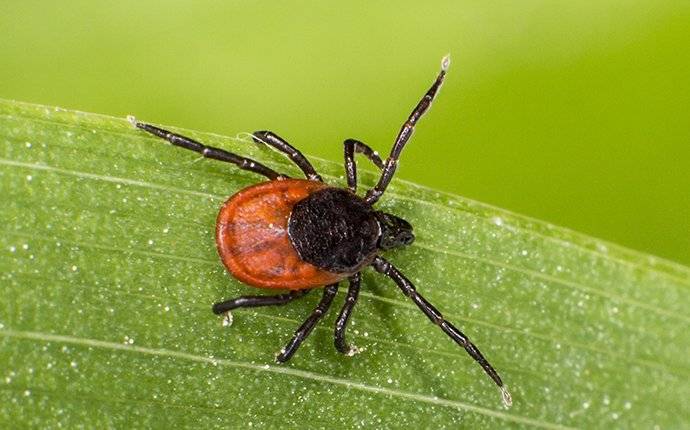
top-left (288, 188), bottom-right (380, 273)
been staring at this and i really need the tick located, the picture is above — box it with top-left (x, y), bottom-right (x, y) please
top-left (129, 55), bottom-right (511, 407)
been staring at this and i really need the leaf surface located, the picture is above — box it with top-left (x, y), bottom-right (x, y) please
top-left (1, 100), bottom-right (688, 428)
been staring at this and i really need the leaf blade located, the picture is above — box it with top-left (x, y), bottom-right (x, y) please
top-left (1, 99), bottom-right (688, 428)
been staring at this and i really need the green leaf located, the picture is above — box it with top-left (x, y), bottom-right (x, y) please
top-left (1, 99), bottom-right (688, 428)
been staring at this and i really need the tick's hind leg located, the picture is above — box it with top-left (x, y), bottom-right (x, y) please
top-left (276, 284), bottom-right (339, 363)
top-left (252, 131), bottom-right (322, 181)
top-left (212, 290), bottom-right (309, 315)
top-left (130, 118), bottom-right (284, 180)
top-left (344, 139), bottom-right (384, 192)
top-left (334, 273), bottom-right (361, 355)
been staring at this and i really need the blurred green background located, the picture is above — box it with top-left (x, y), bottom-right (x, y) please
top-left (1, 1), bottom-right (688, 265)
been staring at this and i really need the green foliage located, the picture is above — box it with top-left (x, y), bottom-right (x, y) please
top-left (1, 100), bottom-right (688, 428)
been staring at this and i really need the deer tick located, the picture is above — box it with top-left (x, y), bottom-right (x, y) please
top-left (129, 55), bottom-right (511, 407)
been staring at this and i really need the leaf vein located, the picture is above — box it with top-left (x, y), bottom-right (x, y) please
top-left (0, 328), bottom-right (577, 430)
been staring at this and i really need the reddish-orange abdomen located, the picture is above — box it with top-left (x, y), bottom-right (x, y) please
top-left (216, 179), bottom-right (347, 289)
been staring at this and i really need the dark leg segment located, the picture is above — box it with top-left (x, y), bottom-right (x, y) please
top-left (276, 283), bottom-right (339, 363)
top-left (365, 56), bottom-right (450, 204)
top-left (371, 256), bottom-right (512, 407)
top-left (253, 130), bottom-right (322, 181)
top-left (130, 118), bottom-right (284, 180)
top-left (344, 139), bottom-right (384, 192)
top-left (212, 290), bottom-right (309, 315)
top-left (334, 273), bottom-right (361, 354)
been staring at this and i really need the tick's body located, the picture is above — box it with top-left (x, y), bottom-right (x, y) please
top-left (217, 179), bottom-right (379, 289)
top-left (130, 55), bottom-right (512, 407)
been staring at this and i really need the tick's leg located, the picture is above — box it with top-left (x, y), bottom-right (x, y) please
top-left (334, 273), bottom-right (361, 354)
top-left (344, 139), bottom-right (384, 192)
top-left (253, 131), bottom-right (322, 181)
top-left (276, 284), bottom-right (339, 363)
top-left (365, 56), bottom-right (449, 204)
top-left (371, 256), bottom-right (512, 407)
top-left (129, 117), bottom-right (285, 180)
top-left (211, 290), bottom-right (310, 315)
